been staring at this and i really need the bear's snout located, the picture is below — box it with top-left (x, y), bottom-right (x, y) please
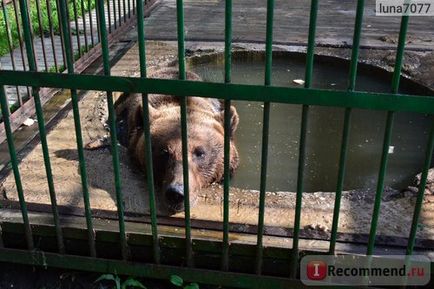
top-left (165, 183), bottom-right (185, 212)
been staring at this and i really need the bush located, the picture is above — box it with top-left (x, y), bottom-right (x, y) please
top-left (0, 0), bottom-right (96, 57)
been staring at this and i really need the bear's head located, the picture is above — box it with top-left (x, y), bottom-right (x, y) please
top-left (132, 98), bottom-right (240, 215)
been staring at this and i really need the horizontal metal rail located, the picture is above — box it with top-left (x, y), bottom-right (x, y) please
top-left (0, 247), bottom-right (300, 289)
top-left (0, 71), bottom-right (433, 114)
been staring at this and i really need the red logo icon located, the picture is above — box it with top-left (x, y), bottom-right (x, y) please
top-left (307, 260), bottom-right (327, 280)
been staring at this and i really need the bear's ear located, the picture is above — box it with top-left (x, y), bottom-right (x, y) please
top-left (134, 104), bottom-right (160, 128)
top-left (215, 105), bottom-right (239, 137)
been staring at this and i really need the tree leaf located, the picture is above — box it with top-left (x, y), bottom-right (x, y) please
top-left (170, 275), bottom-right (184, 287)
top-left (121, 278), bottom-right (147, 289)
top-left (184, 283), bottom-right (199, 289)
top-left (115, 275), bottom-right (121, 289)
top-left (95, 274), bottom-right (117, 283)
top-left (95, 274), bottom-right (121, 289)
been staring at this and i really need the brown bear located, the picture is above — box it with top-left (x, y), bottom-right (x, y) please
top-left (114, 68), bottom-right (239, 215)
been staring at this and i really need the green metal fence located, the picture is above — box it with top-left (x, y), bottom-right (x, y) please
top-left (0, 0), bottom-right (433, 288)
top-left (0, 0), bottom-right (139, 143)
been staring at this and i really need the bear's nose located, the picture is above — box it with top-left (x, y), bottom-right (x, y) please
top-left (165, 183), bottom-right (184, 205)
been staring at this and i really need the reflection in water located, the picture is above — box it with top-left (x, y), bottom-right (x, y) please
top-left (192, 53), bottom-right (433, 192)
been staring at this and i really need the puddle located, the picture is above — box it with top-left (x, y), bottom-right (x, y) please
top-left (190, 52), bottom-right (434, 192)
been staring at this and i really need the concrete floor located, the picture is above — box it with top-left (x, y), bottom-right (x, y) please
top-left (139, 0), bottom-right (434, 51)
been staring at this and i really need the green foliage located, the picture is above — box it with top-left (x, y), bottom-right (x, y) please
top-left (0, 0), bottom-right (96, 57)
top-left (121, 278), bottom-right (147, 289)
top-left (96, 274), bottom-right (121, 289)
top-left (95, 274), bottom-right (147, 289)
top-left (184, 283), bottom-right (199, 289)
top-left (170, 275), bottom-right (184, 287)
top-left (74, 44), bottom-right (94, 61)
top-left (47, 63), bottom-right (65, 73)
top-left (170, 275), bottom-right (199, 289)
top-left (94, 274), bottom-right (200, 289)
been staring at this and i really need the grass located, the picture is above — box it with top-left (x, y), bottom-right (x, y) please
top-left (0, 0), bottom-right (96, 57)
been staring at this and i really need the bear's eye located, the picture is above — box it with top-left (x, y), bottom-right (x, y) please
top-left (160, 148), bottom-right (170, 158)
top-left (193, 147), bottom-right (206, 159)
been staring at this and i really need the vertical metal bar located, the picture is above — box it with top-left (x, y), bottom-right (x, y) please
top-left (12, 0), bottom-right (31, 99)
top-left (221, 0), bottom-right (232, 272)
top-left (329, 0), bottom-right (365, 255)
top-left (35, 0), bottom-right (49, 71)
top-left (66, 2), bottom-right (75, 63)
top-left (12, 0), bottom-right (26, 70)
top-left (122, 0), bottom-right (126, 22)
top-left (96, 0), bottom-right (128, 260)
top-left (136, 0), bottom-right (160, 264)
top-left (290, 0), bottom-right (318, 279)
top-left (95, 0), bottom-right (101, 42)
top-left (117, 0), bottom-right (121, 25)
top-left (255, 0), bottom-right (274, 275)
top-left (80, 0), bottom-right (89, 51)
top-left (127, 0), bottom-right (130, 18)
top-left (1, 0), bottom-right (21, 105)
top-left (391, 16), bottom-right (410, 95)
top-left (55, 0), bottom-right (67, 68)
top-left (366, 111), bottom-right (394, 256)
top-left (176, 0), bottom-right (193, 267)
top-left (45, 0), bottom-right (59, 72)
top-left (88, 0), bottom-right (95, 46)
top-left (406, 119), bottom-right (434, 255)
top-left (107, 0), bottom-right (112, 33)
top-left (23, 0), bottom-right (39, 70)
top-left (366, 15), bottom-right (409, 256)
top-left (176, 0), bottom-right (186, 79)
top-left (72, 0), bottom-right (82, 57)
top-left (303, 1), bottom-right (318, 89)
top-left (0, 225), bottom-right (3, 248)
top-left (112, 0), bottom-right (117, 28)
top-left (18, 0), bottom-right (66, 254)
top-left (58, 0), bottom-right (96, 257)
top-left (347, 0), bottom-right (365, 92)
top-left (132, 0), bottom-right (135, 15)
top-left (0, 86), bottom-right (34, 250)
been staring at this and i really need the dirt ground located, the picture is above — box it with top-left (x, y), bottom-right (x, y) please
top-left (1, 41), bottom-right (434, 246)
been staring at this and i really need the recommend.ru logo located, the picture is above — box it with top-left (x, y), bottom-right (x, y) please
top-left (300, 255), bottom-right (430, 286)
